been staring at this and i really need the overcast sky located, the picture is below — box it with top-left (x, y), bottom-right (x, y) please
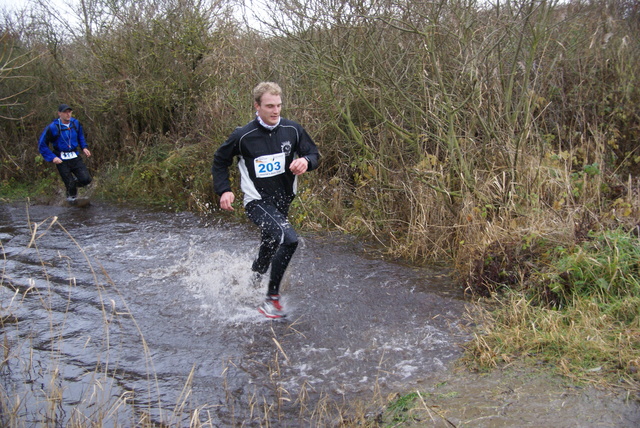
top-left (1, 0), bottom-right (76, 19)
top-left (0, 0), bottom-right (26, 11)
top-left (1, 0), bottom-right (67, 12)
top-left (1, 0), bottom-right (269, 31)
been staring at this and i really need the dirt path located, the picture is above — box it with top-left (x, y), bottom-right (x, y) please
top-left (379, 365), bottom-right (640, 427)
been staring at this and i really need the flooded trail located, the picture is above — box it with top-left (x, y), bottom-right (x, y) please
top-left (0, 201), bottom-right (468, 426)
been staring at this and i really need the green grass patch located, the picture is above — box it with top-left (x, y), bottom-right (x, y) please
top-left (545, 230), bottom-right (640, 319)
top-left (385, 391), bottom-right (420, 424)
top-left (96, 143), bottom-right (215, 212)
top-left (464, 228), bottom-right (640, 388)
top-left (0, 176), bottom-right (58, 200)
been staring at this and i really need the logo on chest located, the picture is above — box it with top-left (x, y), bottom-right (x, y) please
top-left (281, 141), bottom-right (292, 156)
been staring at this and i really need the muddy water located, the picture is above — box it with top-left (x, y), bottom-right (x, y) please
top-left (0, 201), bottom-right (468, 426)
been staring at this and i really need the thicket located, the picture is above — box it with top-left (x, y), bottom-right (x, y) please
top-left (2, 0), bottom-right (639, 401)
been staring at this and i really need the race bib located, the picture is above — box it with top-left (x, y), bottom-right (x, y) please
top-left (254, 153), bottom-right (285, 178)
top-left (60, 151), bottom-right (78, 160)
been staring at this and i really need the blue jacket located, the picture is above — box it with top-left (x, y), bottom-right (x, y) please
top-left (38, 117), bottom-right (88, 162)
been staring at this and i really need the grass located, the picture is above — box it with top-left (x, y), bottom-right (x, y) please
top-left (94, 143), bottom-right (216, 213)
top-left (378, 389), bottom-right (460, 427)
top-left (0, 176), bottom-right (58, 201)
top-left (462, 228), bottom-right (640, 392)
top-left (385, 391), bottom-right (420, 424)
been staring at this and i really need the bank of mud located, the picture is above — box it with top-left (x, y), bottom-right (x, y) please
top-left (376, 363), bottom-right (640, 427)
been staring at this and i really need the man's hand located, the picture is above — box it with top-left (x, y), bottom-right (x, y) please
top-left (52, 157), bottom-right (62, 164)
top-left (83, 148), bottom-right (91, 157)
top-left (289, 157), bottom-right (309, 175)
top-left (220, 191), bottom-right (235, 211)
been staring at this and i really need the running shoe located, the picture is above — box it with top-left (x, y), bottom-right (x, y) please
top-left (258, 295), bottom-right (286, 319)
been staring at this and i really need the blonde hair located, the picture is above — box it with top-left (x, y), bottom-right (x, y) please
top-left (253, 82), bottom-right (282, 105)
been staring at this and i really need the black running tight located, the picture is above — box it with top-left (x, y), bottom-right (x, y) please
top-left (245, 200), bottom-right (298, 296)
top-left (56, 157), bottom-right (92, 197)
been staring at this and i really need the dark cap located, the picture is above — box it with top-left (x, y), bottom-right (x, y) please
top-left (58, 104), bottom-right (72, 112)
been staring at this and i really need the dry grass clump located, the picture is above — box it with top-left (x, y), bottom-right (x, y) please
top-left (453, 137), bottom-right (640, 394)
top-left (464, 293), bottom-right (640, 389)
top-left (461, 225), bottom-right (640, 394)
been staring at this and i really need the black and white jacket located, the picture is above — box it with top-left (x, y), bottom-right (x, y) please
top-left (212, 117), bottom-right (320, 207)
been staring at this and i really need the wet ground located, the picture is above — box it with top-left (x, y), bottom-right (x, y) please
top-left (379, 364), bottom-right (640, 427)
top-left (0, 200), bottom-right (466, 425)
top-left (1, 199), bottom-right (638, 426)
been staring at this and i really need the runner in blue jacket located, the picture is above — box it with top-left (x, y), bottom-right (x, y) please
top-left (38, 104), bottom-right (92, 202)
top-left (212, 82), bottom-right (320, 319)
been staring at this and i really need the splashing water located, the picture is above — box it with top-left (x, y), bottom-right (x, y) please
top-left (0, 201), bottom-right (468, 425)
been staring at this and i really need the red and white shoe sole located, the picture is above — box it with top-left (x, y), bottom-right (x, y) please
top-left (258, 308), bottom-right (286, 319)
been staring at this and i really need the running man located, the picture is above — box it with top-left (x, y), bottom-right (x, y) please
top-left (38, 104), bottom-right (92, 202)
top-left (212, 82), bottom-right (320, 318)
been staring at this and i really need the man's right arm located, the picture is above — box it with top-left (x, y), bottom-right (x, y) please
top-left (38, 125), bottom-right (61, 163)
top-left (212, 132), bottom-right (240, 209)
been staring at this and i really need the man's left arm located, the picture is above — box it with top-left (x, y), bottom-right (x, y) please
top-left (77, 121), bottom-right (91, 157)
top-left (295, 126), bottom-right (320, 173)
